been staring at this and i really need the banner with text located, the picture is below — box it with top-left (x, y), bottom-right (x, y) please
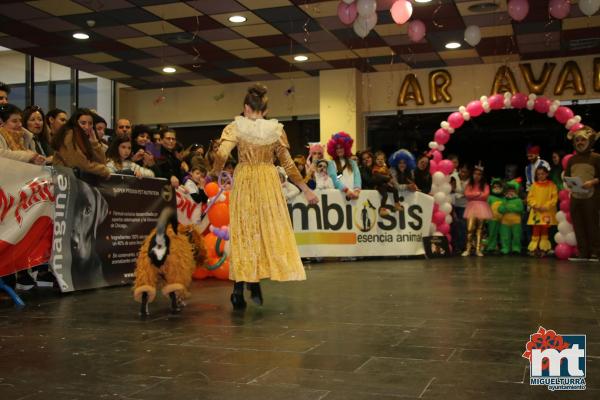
top-left (289, 189), bottom-right (434, 257)
top-left (51, 169), bottom-right (174, 292)
top-left (0, 159), bottom-right (54, 277)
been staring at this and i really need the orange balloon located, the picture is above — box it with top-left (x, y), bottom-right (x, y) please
top-left (204, 182), bottom-right (220, 198)
top-left (208, 202), bottom-right (229, 227)
top-left (212, 260), bottom-right (230, 280)
top-left (204, 232), bottom-right (225, 258)
top-left (192, 267), bottom-right (210, 280)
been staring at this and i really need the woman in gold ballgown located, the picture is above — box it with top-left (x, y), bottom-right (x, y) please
top-left (211, 84), bottom-right (319, 309)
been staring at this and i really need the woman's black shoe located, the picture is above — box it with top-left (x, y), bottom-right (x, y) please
top-left (247, 282), bottom-right (263, 306)
top-left (230, 293), bottom-right (246, 310)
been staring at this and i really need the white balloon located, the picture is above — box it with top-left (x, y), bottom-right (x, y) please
top-left (445, 214), bottom-right (453, 224)
top-left (353, 17), bottom-right (370, 38)
top-left (428, 141), bottom-right (439, 149)
top-left (440, 182), bottom-right (452, 194)
top-left (526, 99), bottom-right (535, 110)
top-left (437, 144), bottom-right (445, 151)
top-left (440, 202), bottom-right (453, 214)
top-left (357, 0), bottom-right (377, 16)
top-left (441, 121), bottom-right (450, 129)
top-left (547, 110), bottom-right (556, 118)
top-left (558, 221), bottom-right (573, 235)
top-left (433, 231), bottom-right (444, 237)
top-left (482, 101), bottom-right (491, 113)
top-left (503, 92), bottom-right (512, 99)
top-left (566, 232), bottom-right (577, 246)
top-left (556, 211), bottom-right (566, 223)
top-left (342, 0), bottom-right (355, 4)
top-left (434, 192), bottom-right (447, 204)
top-left (458, 106), bottom-right (466, 113)
top-left (430, 184), bottom-right (439, 194)
top-left (464, 25), bottom-right (481, 46)
top-left (430, 223), bottom-right (437, 235)
top-left (579, 0), bottom-right (600, 16)
top-left (480, 95), bottom-right (488, 102)
top-left (566, 117), bottom-right (578, 129)
top-left (504, 98), bottom-right (512, 108)
top-left (554, 232), bottom-right (565, 244)
top-left (432, 171), bottom-right (446, 185)
top-left (462, 112), bottom-right (471, 121)
top-left (528, 93), bottom-right (537, 100)
top-left (365, 11), bottom-right (378, 30)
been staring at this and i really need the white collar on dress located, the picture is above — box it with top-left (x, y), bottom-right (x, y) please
top-left (234, 116), bottom-right (283, 145)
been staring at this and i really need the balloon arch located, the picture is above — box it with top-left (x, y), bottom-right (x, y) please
top-left (427, 92), bottom-right (581, 259)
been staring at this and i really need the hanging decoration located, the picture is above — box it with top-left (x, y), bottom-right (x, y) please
top-left (549, 0), bottom-right (571, 19)
top-left (408, 19), bottom-right (426, 43)
top-left (429, 92), bottom-right (584, 257)
top-left (579, 0), bottom-right (600, 16)
top-left (464, 25), bottom-right (481, 47)
top-left (390, 0), bottom-right (413, 25)
top-left (508, 0), bottom-right (529, 21)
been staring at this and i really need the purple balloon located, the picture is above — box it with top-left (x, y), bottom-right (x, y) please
top-left (408, 19), bottom-right (426, 43)
top-left (508, 0), bottom-right (529, 21)
top-left (549, 0), bottom-right (571, 19)
top-left (338, 1), bottom-right (358, 25)
top-left (555, 243), bottom-right (572, 260)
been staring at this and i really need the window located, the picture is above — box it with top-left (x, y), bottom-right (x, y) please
top-left (34, 58), bottom-right (72, 112)
top-left (79, 71), bottom-right (113, 127)
top-left (0, 47), bottom-right (26, 108)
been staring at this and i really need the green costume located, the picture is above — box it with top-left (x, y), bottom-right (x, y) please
top-left (485, 178), bottom-right (504, 253)
top-left (498, 180), bottom-right (524, 255)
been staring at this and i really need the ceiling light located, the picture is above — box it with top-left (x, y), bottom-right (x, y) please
top-left (294, 55), bottom-right (309, 62)
top-left (445, 42), bottom-right (461, 49)
top-left (73, 32), bottom-right (89, 40)
top-left (228, 15), bottom-right (247, 23)
top-left (162, 66), bottom-right (176, 73)
top-left (414, 0), bottom-right (432, 3)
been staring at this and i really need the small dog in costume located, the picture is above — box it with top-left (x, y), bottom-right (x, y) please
top-left (133, 208), bottom-right (207, 316)
top-left (498, 180), bottom-right (524, 255)
top-left (485, 178), bottom-right (504, 254)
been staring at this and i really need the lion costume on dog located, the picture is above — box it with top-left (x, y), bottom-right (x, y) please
top-left (133, 208), bottom-right (207, 315)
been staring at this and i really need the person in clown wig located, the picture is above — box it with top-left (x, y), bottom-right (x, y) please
top-left (326, 132), bottom-right (361, 200)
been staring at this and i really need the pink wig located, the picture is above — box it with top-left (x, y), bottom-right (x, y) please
top-left (326, 132), bottom-right (353, 159)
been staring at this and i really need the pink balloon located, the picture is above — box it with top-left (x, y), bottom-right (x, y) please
top-left (562, 153), bottom-right (573, 170)
top-left (437, 223), bottom-right (450, 235)
top-left (511, 93), bottom-right (528, 108)
top-left (407, 19), bottom-right (426, 42)
top-left (390, 0), bottom-right (413, 25)
top-left (434, 128), bottom-right (450, 145)
top-left (560, 199), bottom-right (570, 213)
top-left (429, 160), bottom-right (439, 174)
top-left (549, 0), bottom-right (570, 19)
top-left (433, 210), bottom-right (446, 225)
top-left (555, 243), bottom-right (572, 260)
top-left (448, 112), bottom-right (464, 129)
top-left (558, 189), bottom-right (570, 202)
top-left (338, 1), bottom-right (358, 25)
top-left (566, 212), bottom-right (572, 224)
top-left (508, 0), bottom-right (529, 21)
top-left (569, 122), bottom-right (584, 133)
top-left (466, 100), bottom-right (483, 117)
top-left (438, 159), bottom-right (454, 175)
top-left (432, 150), bottom-right (443, 162)
top-left (433, 202), bottom-right (440, 212)
top-left (445, 233), bottom-right (452, 243)
top-left (488, 94), bottom-right (504, 110)
top-left (554, 106), bottom-right (574, 124)
top-left (534, 97), bottom-right (551, 114)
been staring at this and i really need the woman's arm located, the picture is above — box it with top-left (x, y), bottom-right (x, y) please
top-left (327, 160), bottom-right (345, 191)
top-left (351, 160), bottom-right (362, 189)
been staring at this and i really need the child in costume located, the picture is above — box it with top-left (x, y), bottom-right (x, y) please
top-left (564, 125), bottom-right (600, 261)
top-left (277, 166), bottom-right (301, 202)
top-left (498, 180), bottom-right (524, 255)
top-left (462, 164), bottom-right (493, 257)
top-left (527, 165), bottom-right (558, 256)
top-left (314, 159), bottom-right (334, 190)
top-left (389, 149), bottom-right (417, 193)
top-left (305, 142), bottom-right (325, 189)
top-left (327, 132), bottom-right (361, 200)
top-left (373, 150), bottom-right (402, 216)
top-left (184, 165), bottom-right (209, 204)
top-left (485, 178), bottom-right (504, 254)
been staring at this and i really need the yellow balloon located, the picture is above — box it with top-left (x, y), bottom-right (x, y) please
top-left (398, 73), bottom-right (424, 106)
top-left (429, 69), bottom-right (452, 104)
top-left (554, 61), bottom-right (585, 96)
top-left (491, 65), bottom-right (519, 95)
top-left (519, 62), bottom-right (555, 95)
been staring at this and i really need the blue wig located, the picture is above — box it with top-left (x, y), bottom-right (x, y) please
top-left (388, 149), bottom-right (416, 170)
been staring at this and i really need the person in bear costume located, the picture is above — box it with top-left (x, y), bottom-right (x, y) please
top-left (498, 179), bottom-right (524, 255)
top-left (564, 125), bottom-right (600, 261)
top-left (485, 178), bottom-right (504, 254)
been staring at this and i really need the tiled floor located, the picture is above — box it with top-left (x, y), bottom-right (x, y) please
top-left (1, 257), bottom-right (599, 399)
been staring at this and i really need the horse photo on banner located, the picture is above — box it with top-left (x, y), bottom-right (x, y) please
top-left (0, 158), bottom-right (54, 278)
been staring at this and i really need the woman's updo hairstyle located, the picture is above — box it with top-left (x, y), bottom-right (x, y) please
top-left (244, 84), bottom-right (268, 113)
